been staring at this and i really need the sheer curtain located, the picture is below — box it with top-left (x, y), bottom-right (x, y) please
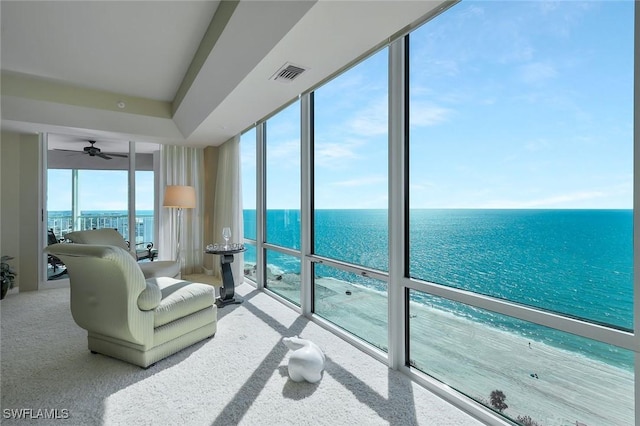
top-left (158, 145), bottom-right (204, 276)
top-left (212, 135), bottom-right (244, 283)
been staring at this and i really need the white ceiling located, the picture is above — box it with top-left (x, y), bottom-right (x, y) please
top-left (1, 1), bottom-right (218, 101)
top-left (1, 0), bottom-right (451, 151)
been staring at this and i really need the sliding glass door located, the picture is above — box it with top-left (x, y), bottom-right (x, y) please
top-left (45, 136), bottom-right (158, 281)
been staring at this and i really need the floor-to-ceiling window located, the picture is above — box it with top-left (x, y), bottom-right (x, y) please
top-left (77, 169), bottom-right (129, 232)
top-left (241, 127), bottom-right (258, 283)
top-left (46, 169), bottom-right (72, 238)
top-left (46, 138), bottom-right (158, 280)
top-left (242, 1), bottom-right (636, 423)
top-left (312, 47), bottom-right (389, 351)
top-left (407, 2), bottom-right (634, 424)
top-left (264, 101), bottom-right (302, 305)
top-left (46, 168), bottom-right (72, 280)
top-left (135, 170), bottom-right (155, 246)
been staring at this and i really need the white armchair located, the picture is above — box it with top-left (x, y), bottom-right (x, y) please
top-left (45, 243), bottom-right (216, 368)
top-left (64, 229), bottom-right (180, 279)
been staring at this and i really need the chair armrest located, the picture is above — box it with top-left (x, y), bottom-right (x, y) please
top-left (133, 242), bottom-right (157, 261)
top-left (44, 243), bottom-right (153, 345)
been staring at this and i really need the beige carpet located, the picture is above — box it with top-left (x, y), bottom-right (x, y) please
top-left (183, 273), bottom-right (222, 287)
top-left (0, 282), bottom-right (484, 425)
top-left (183, 273), bottom-right (222, 297)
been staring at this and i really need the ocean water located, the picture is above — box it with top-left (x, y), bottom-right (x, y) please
top-left (247, 209), bottom-right (633, 369)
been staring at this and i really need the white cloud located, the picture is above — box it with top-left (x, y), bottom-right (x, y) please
top-left (266, 139), bottom-right (300, 162)
top-left (524, 138), bottom-right (550, 152)
top-left (348, 98), bottom-right (388, 136)
top-left (519, 61), bottom-right (558, 84)
top-left (409, 181), bottom-right (437, 192)
top-left (314, 141), bottom-right (361, 169)
top-left (332, 175), bottom-right (386, 188)
top-left (410, 102), bottom-right (452, 127)
top-left (240, 143), bottom-right (256, 170)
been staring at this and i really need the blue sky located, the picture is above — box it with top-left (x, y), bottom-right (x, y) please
top-left (48, 170), bottom-right (154, 211)
top-left (407, 0), bottom-right (633, 209)
top-left (49, 1), bottom-right (634, 213)
top-left (242, 0), bottom-right (633, 210)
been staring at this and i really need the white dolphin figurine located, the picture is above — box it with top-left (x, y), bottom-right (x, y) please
top-left (282, 336), bottom-right (325, 383)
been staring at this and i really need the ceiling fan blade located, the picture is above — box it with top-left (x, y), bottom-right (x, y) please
top-left (52, 142), bottom-right (129, 159)
top-left (54, 148), bottom-right (83, 153)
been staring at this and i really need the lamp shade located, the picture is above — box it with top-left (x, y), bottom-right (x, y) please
top-left (163, 185), bottom-right (196, 208)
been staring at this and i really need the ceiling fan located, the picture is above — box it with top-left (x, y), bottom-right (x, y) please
top-left (55, 140), bottom-right (128, 160)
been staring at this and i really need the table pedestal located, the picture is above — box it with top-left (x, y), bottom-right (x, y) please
top-left (205, 246), bottom-right (246, 308)
top-left (217, 253), bottom-right (243, 307)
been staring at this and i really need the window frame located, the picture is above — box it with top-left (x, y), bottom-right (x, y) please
top-left (243, 3), bottom-right (639, 424)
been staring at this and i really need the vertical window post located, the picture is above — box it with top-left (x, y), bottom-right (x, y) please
top-left (388, 37), bottom-right (407, 370)
top-left (301, 93), bottom-right (313, 316)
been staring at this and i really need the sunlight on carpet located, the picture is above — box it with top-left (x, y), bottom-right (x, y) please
top-left (1, 282), bottom-right (482, 425)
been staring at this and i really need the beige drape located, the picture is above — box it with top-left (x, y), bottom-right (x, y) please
top-left (212, 135), bottom-right (244, 283)
top-left (158, 145), bottom-right (204, 276)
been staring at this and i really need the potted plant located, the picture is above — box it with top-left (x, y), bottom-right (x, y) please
top-left (1, 255), bottom-right (17, 300)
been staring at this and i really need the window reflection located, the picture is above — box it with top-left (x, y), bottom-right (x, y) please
top-left (314, 263), bottom-right (388, 351)
top-left (265, 249), bottom-right (301, 305)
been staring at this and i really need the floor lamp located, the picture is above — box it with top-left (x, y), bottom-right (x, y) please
top-left (163, 185), bottom-right (196, 264)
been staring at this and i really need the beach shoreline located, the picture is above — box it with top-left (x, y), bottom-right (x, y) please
top-left (245, 262), bottom-right (633, 425)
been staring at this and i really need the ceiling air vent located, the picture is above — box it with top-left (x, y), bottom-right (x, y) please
top-left (270, 62), bottom-right (307, 83)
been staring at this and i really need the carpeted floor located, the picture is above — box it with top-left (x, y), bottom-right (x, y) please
top-left (0, 282), bottom-right (483, 425)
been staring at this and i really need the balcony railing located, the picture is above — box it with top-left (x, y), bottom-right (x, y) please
top-left (48, 213), bottom-right (155, 245)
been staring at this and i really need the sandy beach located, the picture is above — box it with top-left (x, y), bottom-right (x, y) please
top-left (408, 300), bottom-right (633, 425)
top-left (248, 264), bottom-right (633, 425)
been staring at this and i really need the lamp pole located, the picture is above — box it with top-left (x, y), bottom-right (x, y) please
top-left (163, 185), bottom-right (196, 269)
top-left (176, 207), bottom-right (183, 263)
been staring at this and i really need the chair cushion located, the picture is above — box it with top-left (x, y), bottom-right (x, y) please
top-left (64, 229), bottom-right (179, 279)
top-left (148, 277), bottom-right (215, 327)
top-left (65, 229), bottom-right (135, 260)
top-left (138, 280), bottom-right (162, 311)
top-left (139, 260), bottom-right (180, 279)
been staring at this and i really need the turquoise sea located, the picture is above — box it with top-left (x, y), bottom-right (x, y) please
top-left (245, 209), bottom-right (634, 370)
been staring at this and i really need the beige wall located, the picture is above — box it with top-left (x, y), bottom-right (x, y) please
top-left (203, 145), bottom-right (219, 271)
top-left (1, 131), bottom-right (41, 292)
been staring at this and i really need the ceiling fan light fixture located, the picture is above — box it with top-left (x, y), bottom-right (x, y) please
top-left (54, 140), bottom-right (128, 161)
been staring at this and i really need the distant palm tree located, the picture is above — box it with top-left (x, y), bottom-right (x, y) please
top-left (489, 390), bottom-right (508, 412)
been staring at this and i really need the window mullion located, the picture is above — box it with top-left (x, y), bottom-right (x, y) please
top-left (388, 36), bottom-right (407, 370)
top-left (256, 122), bottom-right (266, 290)
top-left (301, 93), bottom-right (313, 316)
